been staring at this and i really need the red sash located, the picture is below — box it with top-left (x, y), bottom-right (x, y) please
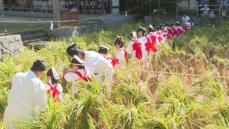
top-left (172, 26), bottom-right (179, 36)
top-left (47, 82), bottom-right (60, 99)
top-left (179, 26), bottom-right (185, 34)
top-left (145, 35), bottom-right (153, 54)
top-left (132, 40), bottom-right (142, 60)
top-left (156, 31), bottom-right (163, 43)
top-left (62, 69), bottom-right (91, 82)
top-left (150, 34), bottom-right (157, 43)
top-left (106, 56), bottom-right (119, 68)
top-left (149, 34), bottom-right (157, 53)
top-left (163, 31), bottom-right (173, 40)
top-left (168, 27), bottom-right (175, 37)
top-left (74, 70), bottom-right (91, 82)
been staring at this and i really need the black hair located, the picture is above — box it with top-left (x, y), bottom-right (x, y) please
top-left (114, 38), bottom-right (124, 48)
top-left (137, 27), bottom-right (146, 35)
top-left (165, 23), bottom-right (170, 27)
top-left (147, 27), bottom-right (154, 32)
top-left (155, 27), bottom-right (160, 31)
top-left (98, 47), bottom-right (108, 54)
top-left (130, 32), bottom-right (135, 38)
top-left (47, 69), bottom-right (58, 85)
top-left (175, 22), bottom-right (181, 26)
top-left (170, 23), bottom-right (174, 26)
top-left (71, 57), bottom-right (85, 69)
top-left (66, 44), bottom-right (82, 57)
top-left (31, 60), bottom-right (46, 72)
top-left (159, 24), bottom-right (165, 29)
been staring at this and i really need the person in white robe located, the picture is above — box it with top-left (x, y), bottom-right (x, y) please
top-left (67, 44), bottom-right (113, 97)
top-left (3, 60), bottom-right (47, 129)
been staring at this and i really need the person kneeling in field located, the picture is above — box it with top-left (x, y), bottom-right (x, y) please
top-left (98, 45), bottom-right (119, 68)
top-left (3, 60), bottom-right (47, 129)
top-left (66, 44), bottom-right (113, 97)
top-left (63, 55), bottom-right (91, 95)
top-left (46, 68), bottom-right (63, 102)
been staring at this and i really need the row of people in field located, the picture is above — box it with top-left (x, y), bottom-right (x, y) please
top-left (3, 20), bottom-right (194, 129)
top-left (112, 22), bottom-right (192, 65)
top-left (61, 21), bottom-right (194, 99)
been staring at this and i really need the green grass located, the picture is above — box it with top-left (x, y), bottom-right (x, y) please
top-left (0, 21), bottom-right (228, 129)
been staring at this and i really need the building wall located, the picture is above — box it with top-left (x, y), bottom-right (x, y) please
top-left (179, 0), bottom-right (197, 9)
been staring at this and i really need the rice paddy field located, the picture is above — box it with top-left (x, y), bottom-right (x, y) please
top-left (0, 20), bottom-right (228, 129)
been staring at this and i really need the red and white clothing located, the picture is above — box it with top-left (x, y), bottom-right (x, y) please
top-left (63, 69), bottom-right (91, 94)
top-left (46, 82), bottom-right (63, 101)
top-left (148, 32), bottom-right (158, 53)
top-left (63, 69), bottom-right (91, 82)
top-left (127, 39), bottom-right (143, 60)
top-left (172, 26), bottom-right (179, 37)
top-left (167, 26), bottom-right (175, 38)
top-left (156, 30), bottom-right (165, 43)
top-left (182, 16), bottom-right (193, 30)
top-left (139, 36), bottom-right (148, 59)
top-left (162, 28), bottom-right (173, 41)
top-left (145, 35), bottom-right (154, 54)
top-left (164, 31), bottom-right (173, 41)
top-left (177, 26), bottom-right (185, 35)
top-left (184, 22), bottom-right (192, 30)
top-left (105, 55), bottom-right (119, 68)
top-left (115, 48), bottom-right (128, 63)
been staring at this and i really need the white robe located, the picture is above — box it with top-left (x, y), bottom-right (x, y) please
top-left (84, 51), bottom-right (113, 97)
top-left (3, 71), bottom-right (47, 129)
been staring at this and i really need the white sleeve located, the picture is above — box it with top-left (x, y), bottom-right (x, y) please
top-left (85, 66), bottom-right (96, 75)
top-left (64, 72), bottom-right (79, 82)
top-left (7, 74), bottom-right (20, 103)
top-left (115, 51), bottom-right (125, 62)
top-left (104, 59), bottom-right (113, 84)
top-left (106, 66), bottom-right (113, 85)
top-left (33, 80), bottom-right (47, 113)
top-left (57, 84), bottom-right (63, 93)
top-left (127, 41), bottom-right (133, 54)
